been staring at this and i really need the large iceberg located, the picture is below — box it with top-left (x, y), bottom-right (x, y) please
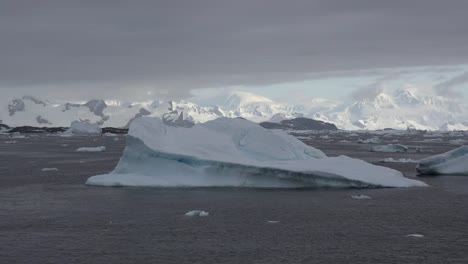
top-left (416, 146), bottom-right (468, 175)
top-left (86, 117), bottom-right (426, 188)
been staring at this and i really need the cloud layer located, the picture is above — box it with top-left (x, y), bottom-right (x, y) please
top-left (1, 0), bottom-right (468, 99)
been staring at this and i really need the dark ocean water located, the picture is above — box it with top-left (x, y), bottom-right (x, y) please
top-left (1, 132), bottom-right (467, 264)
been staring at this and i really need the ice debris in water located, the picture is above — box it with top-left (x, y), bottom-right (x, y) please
top-left (41, 168), bottom-right (59, 171)
top-left (351, 195), bottom-right (372, 200)
top-left (185, 210), bottom-right (209, 217)
top-left (267, 220), bottom-right (280, 224)
top-left (4, 140), bottom-right (17, 144)
top-left (381, 158), bottom-right (418, 163)
top-left (76, 146), bottom-right (106, 152)
top-left (370, 144), bottom-right (408, 153)
top-left (406, 234), bottom-right (424, 238)
top-left (416, 145), bottom-right (468, 175)
top-left (86, 117), bottom-right (427, 188)
top-left (358, 137), bottom-right (381, 144)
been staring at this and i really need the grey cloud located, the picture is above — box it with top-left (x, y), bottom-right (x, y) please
top-left (1, 0), bottom-right (468, 99)
top-left (433, 72), bottom-right (468, 98)
top-left (351, 82), bottom-right (384, 101)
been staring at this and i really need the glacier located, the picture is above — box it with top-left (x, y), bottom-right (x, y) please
top-left (86, 117), bottom-right (426, 188)
top-left (416, 146), bottom-right (468, 175)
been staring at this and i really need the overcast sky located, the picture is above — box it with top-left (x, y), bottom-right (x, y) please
top-left (1, 0), bottom-right (468, 101)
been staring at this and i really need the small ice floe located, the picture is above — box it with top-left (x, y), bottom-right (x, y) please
top-left (423, 138), bottom-right (443, 143)
top-left (61, 144), bottom-right (68, 147)
top-left (4, 140), bottom-right (17, 144)
top-left (319, 135), bottom-right (330, 139)
top-left (358, 137), bottom-right (381, 144)
top-left (380, 158), bottom-right (418, 163)
top-left (339, 140), bottom-right (351, 143)
top-left (11, 133), bottom-right (26, 139)
top-left (449, 139), bottom-right (468, 145)
top-left (406, 234), bottom-right (424, 238)
top-left (267, 220), bottom-right (280, 224)
top-left (370, 144), bottom-right (408, 153)
top-left (113, 137), bottom-right (120, 142)
top-left (185, 210), bottom-right (209, 217)
top-left (41, 168), bottom-right (58, 171)
top-left (76, 146), bottom-right (106, 152)
top-left (351, 195), bottom-right (372, 200)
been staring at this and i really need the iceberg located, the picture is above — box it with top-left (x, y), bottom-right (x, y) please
top-left (67, 120), bottom-right (101, 135)
top-left (86, 117), bottom-right (426, 188)
top-left (416, 146), bottom-right (468, 175)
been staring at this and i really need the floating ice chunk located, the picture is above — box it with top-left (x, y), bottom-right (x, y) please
top-left (185, 210), bottom-right (209, 217)
top-left (61, 144), bottom-right (68, 147)
top-left (358, 137), bottom-right (381, 144)
top-left (351, 195), bottom-right (372, 200)
top-left (41, 168), bottom-right (58, 171)
top-left (449, 139), bottom-right (468, 145)
top-left (4, 140), bottom-right (17, 144)
top-left (423, 138), bottom-right (443, 143)
top-left (67, 120), bottom-right (101, 135)
top-left (11, 133), bottom-right (26, 139)
top-left (381, 158), bottom-right (418, 163)
top-left (76, 146), bottom-right (106, 152)
top-left (86, 117), bottom-right (426, 188)
top-left (416, 146), bottom-right (468, 175)
top-left (406, 234), bottom-right (424, 238)
top-left (113, 137), bottom-right (120, 142)
top-left (370, 144), bottom-right (408, 153)
top-left (267, 220), bottom-right (280, 224)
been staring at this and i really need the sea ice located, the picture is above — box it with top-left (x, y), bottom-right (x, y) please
top-left (381, 158), bottom-right (418, 163)
top-left (351, 195), bottom-right (372, 200)
top-left (416, 146), bottom-right (468, 175)
top-left (185, 210), bottom-right (209, 217)
top-left (76, 146), bottom-right (106, 152)
top-left (449, 139), bottom-right (468, 145)
top-left (406, 234), bottom-right (424, 238)
top-left (358, 137), bottom-right (381, 144)
top-left (41, 168), bottom-right (59, 171)
top-left (4, 140), bottom-right (17, 144)
top-left (370, 144), bottom-right (408, 153)
top-left (86, 117), bottom-right (426, 188)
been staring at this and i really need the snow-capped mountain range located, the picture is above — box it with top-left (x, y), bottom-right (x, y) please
top-left (1, 88), bottom-right (467, 130)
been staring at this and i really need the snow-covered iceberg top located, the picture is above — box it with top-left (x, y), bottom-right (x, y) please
top-left (86, 117), bottom-right (427, 188)
top-left (67, 120), bottom-right (101, 135)
top-left (416, 146), bottom-right (468, 175)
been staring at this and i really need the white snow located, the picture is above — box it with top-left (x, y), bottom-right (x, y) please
top-left (41, 168), bottom-right (59, 171)
top-left (380, 158), bottom-right (418, 163)
top-left (86, 117), bottom-right (426, 188)
top-left (370, 144), bottom-right (408, 153)
top-left (351, 195), bottom-right (372, 200)
top-left (416, 146), bottom-right (468, 175)
top-left (76, 146), bottom-right (106, 152)
top-left (67, 120), bottom-right (101, 135)
top-left (185, 210), bottom-right (209, 217)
